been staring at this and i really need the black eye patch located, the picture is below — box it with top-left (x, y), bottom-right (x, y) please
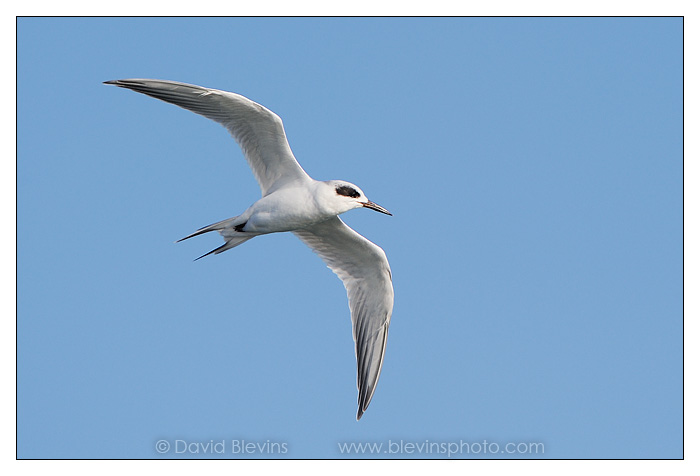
top-left (336, 185), bottom-right (360, 198)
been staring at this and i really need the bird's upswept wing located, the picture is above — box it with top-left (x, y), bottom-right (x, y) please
top-left (105, 79), bottom-right (311, 196)
top-left (293, 217), bottom-right (393, 420)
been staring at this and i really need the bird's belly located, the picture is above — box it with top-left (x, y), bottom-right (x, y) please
top-left (246, 211), bottom-right (327, 233)
top-left (244, 193), bottom-right (331, 233)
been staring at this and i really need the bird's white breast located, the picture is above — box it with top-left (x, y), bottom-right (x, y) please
top-left (244, 186), bottom-right (334, 233)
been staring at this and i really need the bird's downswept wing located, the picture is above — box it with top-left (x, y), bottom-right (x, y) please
top-left (293, 217), bottom-right (393, 420)
top-left (104, 79), bottom-right (311, 196)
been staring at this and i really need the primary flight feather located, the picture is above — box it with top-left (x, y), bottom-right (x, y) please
top-left (105, 79), bottom-right (394, 419)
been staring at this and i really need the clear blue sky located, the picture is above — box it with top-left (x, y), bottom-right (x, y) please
top-left (17, 17), bottom-right (682, 459)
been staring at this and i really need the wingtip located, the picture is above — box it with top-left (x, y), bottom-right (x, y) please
top-left (103, 79), bottom-right (148, 87)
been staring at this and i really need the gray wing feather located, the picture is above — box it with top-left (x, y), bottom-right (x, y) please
top-left (105, 79), bottom-right (310, 195)
top-left (293, 217), bottom-right (393, 420)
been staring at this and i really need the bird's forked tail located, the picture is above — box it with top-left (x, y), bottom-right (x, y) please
top-left (177, 216), bottom-right (254, 260)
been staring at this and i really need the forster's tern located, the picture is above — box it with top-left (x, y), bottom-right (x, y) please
top-left (105, 79), bottom-right (393, 420)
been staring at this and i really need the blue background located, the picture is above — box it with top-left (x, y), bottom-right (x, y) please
top-left (17, 17), bottom-right (682, 459)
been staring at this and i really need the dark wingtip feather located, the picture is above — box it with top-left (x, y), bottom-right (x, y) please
top-left (103, 79), bottom-right (150, 89)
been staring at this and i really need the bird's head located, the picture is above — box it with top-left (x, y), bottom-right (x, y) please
top-left (320, 180), bottom-right (392, 217)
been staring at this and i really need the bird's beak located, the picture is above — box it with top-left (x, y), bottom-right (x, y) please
top-left (362, 200), bottom-right (392, 216)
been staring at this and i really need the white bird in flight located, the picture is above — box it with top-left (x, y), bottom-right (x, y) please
top-left (105, 79), bottom-right (393, 420)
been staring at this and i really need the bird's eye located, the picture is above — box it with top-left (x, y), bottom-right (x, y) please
top-left (336, 185), bottom-right (360, 198)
